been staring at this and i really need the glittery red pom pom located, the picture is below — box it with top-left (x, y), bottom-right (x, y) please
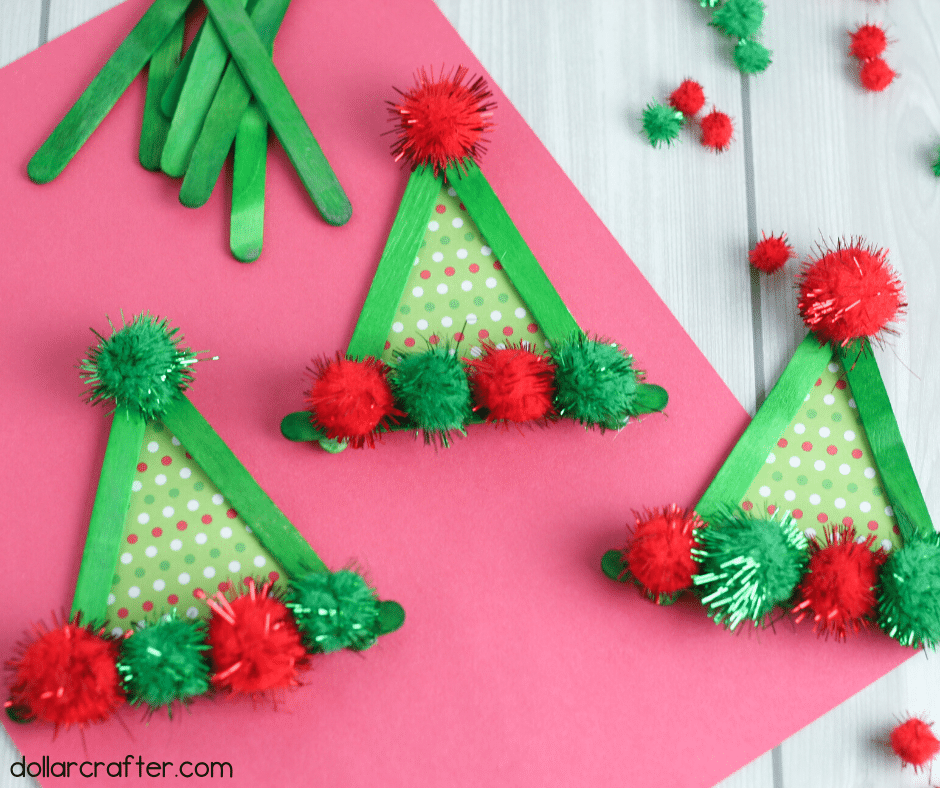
top-left (849, 23), bottom-right (888, 60)
top-left (797, 239), bottom-right (905, 345)
top-left (625, 505), bottom-right (703, 604)
top-left (700, 109), bottom-right (733, 152)
top-left (467, 344), bottom-right (556, 423)
top-left (792, 527), bottom-right (885, 640)
top-left (6, 616), bottom-right (123, 730)
top-left (306, 355), bottom-right (401, 448)
top-left (749, 232), bottom-right (795, 274)
top-left (203, 579), bottom-right (308, 695)
top-left (669, 80), bottom-right (706, 116)
top-left (860, 57), bottom-right (896, 91)
top-left (389, 66), bottom-right (495, 172)
top-left (891, 716), bottom-right (940, 771)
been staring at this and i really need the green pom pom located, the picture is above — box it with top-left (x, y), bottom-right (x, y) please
top-left (693, 507), bottom-right (808, 630)
top-left (390, 346), bottom-right (471, 446)
top-left (552, 336), bottom-right (641, 430)
top-left (878, 534), bottom-right (940, 649)
top-left (288, 570), bottom-right (381, 653)
top-left (734, 38), bottom-right (773, 74)
top-left (932, 145), bottom-right (940, 178)
top-left (710, 0), bottom-right (765, 40)
top-left (80, 314), bottom-right (199, 419)
top-left (641, 101), bottom-right (683, 148)
top-left (116, 614), bottom-right (210, 713)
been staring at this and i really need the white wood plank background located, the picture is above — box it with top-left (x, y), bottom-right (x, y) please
top-left (1, 1), bottom-right (938, 786)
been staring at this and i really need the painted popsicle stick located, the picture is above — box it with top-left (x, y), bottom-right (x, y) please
top-left (230, 102), bottom-right (268, 262)
top-left (202, 0), bottom-right (352, 226)
top-left (180, 0), bottom-right (290, 208)
top-left (139, 17), bottom-right (184, 171)
top-left (159, 20), bottom-right (204, 118)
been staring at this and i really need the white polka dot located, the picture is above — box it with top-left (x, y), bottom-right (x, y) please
top-left (436, 283), bottom-right (448, 295)
top-left (392, 321), bottom-right (404, 333)
top-left (413, 256), bottom-right (419, 266)
top-left (137, 512), bottom-right (150, 525)
top-left (758, 486), bottom-right (771, 497)
top-left (447, 187), bottom-right (457, 197)
top-left (804, 528), bottom-right (817, 540)
top-left (490, 310), bottom-right (502, 321)
top-left (828, 363), bottom-right (839, 373)
top-left (461, 280), bottom-right (472, 292)
top-left (485, 277), bottom-right (497, 289)
top-left (804, 393), bottom-right (811, 402)
top-left (179, 467), bottom-right (191, 479)
top-left (789, 456), bottom-right (801, 468)
top-left (469, 347), bottom-right (482, 358)
top-left (132, 480), bottom-right (143, 492)
top-left (856, 535), bottom-right (868, 544)
top-left (823, 394), bottom-right (835, 405)
top-left (466, 313), bottom-right (478, 325)
top-left (428, 220), bottom-right (439, 231)
top-left (170, 539), bottom-right (182, 551)
top-left (229, 561), bottom-right (241, 572)
top-left (220, 527), bottom-right (232, 539)
top-left (834, 498), bottom-right (846, 509)
top-left (860, 501), bottom-right (872, 513)
top-left (162, 505), bottom-right (174, 518)
top-left (814, 460), bottom-right (826, 472)
top-left (839, 464), bottom-right (850, 475)
top-left (187, 500), bottom-right (199, 511)
top-left (153, 579), bottom-right (165, 592)
top-left (195, 533), bottom-right (207, 545)
top-left (481, 245), bottom-right (492, 256)
top-left (794, 423), bottom-right (805, 435)
top-left (452, 217), bottom-right (463, 228)
top-left (809, 494), bottom-right (821, 505)
top-left (107, 593), bottom-right (116, 605)
top-left (186, 607), bottom-right (198, 619)
top-left (203, 567), bottom-right (215, 579)
top-left (147, 441), bottom-right (159, 453)
top-left (456, 248), bottom-right (468, 259)
top-left (432, 252), bottom-right (444, 263)
top-left (864, 467), bottom-right (876, 479)
top-left (245, 526), bottom-right (252, 534)
top-left (885, 505), bottom-right (895, 517)
top-left (111, 627), bottom-right (124, 637)
top-left (411, 318), bottom-right (427, 332)
top-left (844, 430), bottom-right (856, 442)
top-left (412, 286), bottom-right (424, 297)
top-left (514, 307), bottom-right (526, 319)
top-left (495, 343), bottom-right (506, 349)
top-left (766, 452), bottom-right (776, 464)
top-left (178, 572), bottom-right (190, 585)
top-left (145, 546), bottom-right (157, 558)
top-left (848, 398), bottom-right (857, 409)
top-left (128, 586), bottom-right (140, 599)
top-left (253, 555), bottom-right (266, 568)
top-left (784, 490), bottom-right (796, 502)
top-left (441, 316), bottom-right (453, 328)
top-left (171, 436), bottom-right (181, 446)
top-left (881, 539), bottom-right (893, 552)
top-left (818, 427), bottom-right (830, 438)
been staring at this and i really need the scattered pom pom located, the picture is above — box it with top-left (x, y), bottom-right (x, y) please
top-left (668, 80), bottom-right (705, 116)
top-left (288, 570), bottom-right (380, 653)
top-left (390, 345), bottom-right (471, 446)
top-left (797, 239), bottom-right (905, 346)
top-left (734, 38), bottom-right (773, 74)
top-left (6, 617), bottom-right (123, 729)
top-left (116, 613), bottom-right (210, 714)
top-left (860, 57), bottom-right (896, 92)
top-left (700, 109), bottom-right (734, 152)
top-left (624, 505), bottom-right (704, 604)
top-left (641, 101), bottom-right (684, 148)
top-left (551, 335), bottom-right (641, 431)
top-left (709, 0), bottom-right (765, 40)
top-left (389, 66), bottom-right (495, 172)
top-left (466, 343), bottom-right (556, 424)
top-left (792, 527), bottom-right (885, 640)
top-left (306, 355), bottom-right (401, 448)
top-left (80, 313), bottom-right (198, 419)
top-left (849, 23), bottom-right (888, 61)
top-left (933, 144), bottom-right (940, 178)
top-left (749, 231), bottom-right (794, 273)
top-left (693, 506), bottom-right (808, 630)
top-left (891, 716), bottom-right (940, 771)
top-left (877, 534), bottom-right (940, 649)
top-left (203, 579), bottom-right (308, 694)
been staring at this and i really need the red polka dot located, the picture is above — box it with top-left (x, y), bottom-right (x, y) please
top-left (161, 455), bottom-right (172, 466)
top-left (777, 438), bottom-right (788, 448)
top-left (151, 527), bottom-right (162, 537)
top-left (842, 517), bottom-right (854, 527)
top-left (478, 329), bottom-right (490, 340)
top-left (201, 514), bottom-right (212, 524)
top-left (802, 441), bottom-right (813, 451)
top-left (493, 261), bottom-right (503, 270)
top-left (868, 521), bottom-right (879, 531)
top-left (166, 594), bottom-right (178, 605)
top-left (454, 332), bottom-right (464, 341)
top-left (893, 525), bottom-right (900, 535)
top-left (459, 203), bottom-right (466, 210)
top-left (420, 270), bottom-right (430, 279)
top-left (502, 326), bottom-right (513, 336)
top-left (117, 608), bottom-right (128, 619)
top-left (384, 341), bottom-right (391, 350)
top-left (435, 204), bottom-right (445, 214)
top-left (176, 520), bottom-right (187, 531)
top-left (142, 601), bottom-right (153, 612)
top-left (226, 509), bottom-right (237, 519)
top-left (852, 449), bottom-right (863, 459)
top-left (767, 505), bottom-right (777, 515)
top-left (127, 534), bottom-right (138, 544)
top-left (827, 445), bottom-right (838, 455)
top-left (404, 337), bottom-right (416, 347)
top-left (429, 335), bottom-right (440, 345)
top-left (741, 501), bottom-right (753, 511)
top-left (193, 588), bottom-right (204, 599)
top-left (137, 462), bottom-right (147, 472)
top-left (185, 452), bottom-right (192, 459)
top-left (527, 323), bottom-right (538, 333)
top-left (268, 571), bottom-right (280, 582)
top-left (835, 380), bottom-right (847, 390)
top-left (218, 581), bottom-right (231, 593)
top-left (814, 378), bottom-right (822, 387)
top-left (469, 263), bottom-right (480, 273)
top-left (817, 512), bottom-right (828, 523)
top-left (793, 509), bottom-right (803, 519)
top-left (445, 267), bottom-right (455, 276)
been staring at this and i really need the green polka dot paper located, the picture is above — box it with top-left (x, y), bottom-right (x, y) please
top-left (741, 355), bottom-right (901, 551)
top-left (381, 181), bottom-right (548, 362)
top-left (106, 420), bottom-right (284, 636)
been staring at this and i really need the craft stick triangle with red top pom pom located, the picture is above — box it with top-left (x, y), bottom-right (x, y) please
top-left (604, 238), bottom-right (937, 649)
top-left (280, 66), bottom-right (668, 452)
top-left (5, 314), bottom-right (404, 732)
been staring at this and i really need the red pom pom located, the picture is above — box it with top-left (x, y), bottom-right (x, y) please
top-left (389, 66), bottom-right (495, 172)
top-left (6, 616), bottom-right (123, 729)
top-left (860, 57), bottom-right (896, 91)
top-left (306, 355), bottom-right (401, 448)
top-left (203, 579), bottom-right (308, 695)
top-left (797, 239), bottom-right (905, 345)
top-left (849, 23), bottom-right (888, 60)
top-left (624, 505), bottom-right (703, 603)
top-left (891, 716), bottom-right (940, 771)
top-left (700, 109), bottom-right (734, 152)
top-left (749, 232), bottom-right (795, 274)
top-left (668, 80), bottom-right (705, 116)
top-left (792, 526), bottom-right (885, 639)
top-left (467, 344), bottom-right (555, 423)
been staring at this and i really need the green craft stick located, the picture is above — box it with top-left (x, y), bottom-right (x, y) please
top-left (448, 162), bottom-right (581, 342)
top-left (202, 0), bottom-right (352, 226)
top-left (347, 167), bottom-right (441, 358)
top-left (71, 407), bottom-right (146, 624)
top-left (160, 0), bottom-right (254, 178)
top-left (180, 0), bottom-right (290, 208)
top-left (28, 0), bottom-right (192, 183)
top-left (230, 102), bottom-right (268, 262)
top-left (160, 395), bottom-right (328, 578)
top-left (139, 17), bottom-right (184, 171)
top-left (159, 21), bottom-right (204, 118)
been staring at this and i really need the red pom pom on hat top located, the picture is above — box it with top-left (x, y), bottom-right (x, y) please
top-left (891, 716), bottom-right (940, 772)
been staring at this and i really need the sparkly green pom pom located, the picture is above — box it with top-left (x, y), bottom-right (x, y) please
top-left (288, 570), bottom-right (381, 653)
top-left (693, 507), bottom-right (808, 630)
top-left (734, 38), bottom-right (773, 74)
top-left (390, 346), bottom-right (472, 446)
top-left (80, 314), bottom-right (199, 419)
top-left (709, 0), bottom-right (765, 40)
top-left (877, 534), bottom-right (940, 649)
top-left (116, 614), bottom-right (210, 714)
top-left (641, 101), bottom-right (683, 148)
top-left (552, 336), bottom-right (641, 431)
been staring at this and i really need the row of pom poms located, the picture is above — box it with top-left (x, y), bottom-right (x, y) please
top-left (849, 21), bottom-right (896, 93)
top-left (5, 570), bottom-right (384, 730)
top-left (604, 504), bottom-right (940, 649)
top-left (698, 0), bottom-right (773, 74)
top-left (306, 336), bottom-right (651, 449)
top-left (642, 80), bottom-right (734, 152)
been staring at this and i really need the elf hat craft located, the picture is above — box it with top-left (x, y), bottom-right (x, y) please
top-left (5, 315), bottom-right (404, 731)
top-left (603, 238), bottom-right (938, 649)
top-left (281, 66), bottom-right (668, 452)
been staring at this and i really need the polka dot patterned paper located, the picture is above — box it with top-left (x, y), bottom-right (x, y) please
top-left (106, 421), bottom-right (285, 636)
top-left (741, 355), bottom-right (900, 551)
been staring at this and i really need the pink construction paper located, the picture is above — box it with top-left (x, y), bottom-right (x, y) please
top-left (0, 1), bottom-right (912, 786)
